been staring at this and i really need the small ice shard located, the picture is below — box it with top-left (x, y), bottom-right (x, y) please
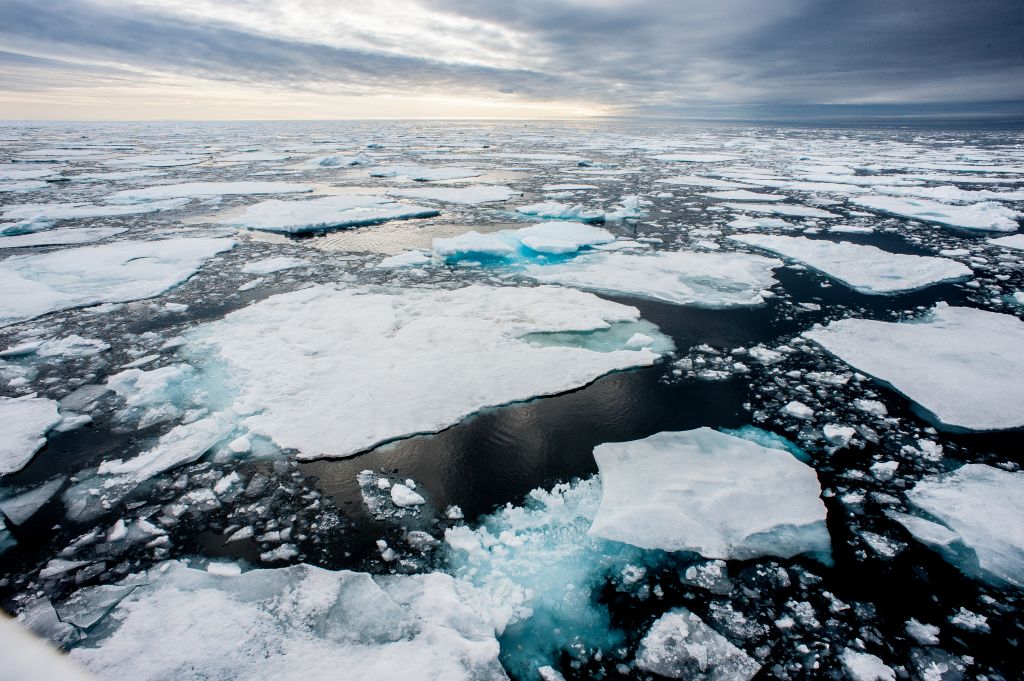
top-left (905, 618), bottom-right (941, 645)
top-left (390, 483), bottom-right (426, 508)
top-left (376, 250), bottom-right (430, 268)
top-left (105, 181), bottom-right (313, 204)
top-left (184, 284), bottom-right (669, 460)
top-left (241, 257), bottom-right (307, 275)
top-left (781, 401), bottom-right (815, 420)
top-left (635, 608), bottom-right (761, 680)
top-left (839, 649), bottom-right (896, 681)
top-left (588, 428), bottom-right (831, 560)
top-left (823, 424), bottom-right (856, 448)
top-left (216, 195), bottom-right (439, 234)
top-left (804, 305), bottom-right (1024, 431)
top-left (67, 562), bottom-right (507, 681)
top-left (524, 251), bottom-right (781, 308)
top-left (0, 237), bottom-right (234, 326)
top-left (0, 227), bottom-right (127, 249)
top-left (369, 164), bottom-right (483, 181)
top-left (515, 202), bottom-right (605, 223)
top-left (891, 463), bottom-right (1024, 588)
top-left (729, 235), bottom-right (972, 294)
top-left (387, 186), bottom-right (519, 205)
top-left (852, 196), bottom-right (1022, 232)
top-left (0, 395), bottom-right (60, 475)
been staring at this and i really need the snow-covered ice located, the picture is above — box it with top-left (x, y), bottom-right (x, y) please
top-left (0, 396), bottom-right (60, 476)
top-left (240, 257), bottom-right (307, 275)
top-left (105, 181), bottom-right (313, 203)
top-left (804, 305), bottom-right (1024, 431)
top-left (515, 202), bottom-right (605, 223)
top-left (216, 195), bottom-right (439, 233)
top-left (0, 227), bottom-right (128, 249)
top-left (369, 165), bottom-right (482, 181)
top-left (989, 233), bottom-right (1024, 250)
top-left (588, 428), bottom-right (831, 560)
top-left (852, 196), bottom-right (1021, 232)
top-left (724, 202), bottom-right (839, 218)
top-left (387, 186), bottom-right (518, 205)
top-left (1, 200), bottom-right (188, 234)
top-left (729, 234), bottom-right (972, 294)
top-left (0, 237), bottom-right (233, 326)
top-left (635, 608), bottom-right (761, 680)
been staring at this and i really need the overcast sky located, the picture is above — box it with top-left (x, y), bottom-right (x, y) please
top-left (0, 0), bottom-right (1021, 120)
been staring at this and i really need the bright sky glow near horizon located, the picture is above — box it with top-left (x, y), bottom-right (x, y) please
top-left (0, 0), bottom-right (1021, 120)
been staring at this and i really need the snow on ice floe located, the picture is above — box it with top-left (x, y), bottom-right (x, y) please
top-left (0, 237), bottom-right (233, 326)
top-left (588, 428), bottom-right (831, 560)
top-left (651, 153), bottom-right (737, 163)
top-left (431, 222), bottom-right (615, 263)
top-left (515, 202), bottom-right (606, 223)
top-left (889, 464), bottom-right (1024, 588)
top-left (103, 154), bottom-right (207, 168)
top-left (105, 181), bottom-right (313, 203)
top-left (852, 196), bottom-right (1022, 232)
top-left (804, 305), bottom-right (1024, 431)
top-left (636, 608), bottom-right (761, 680)
top-left (67, 562), bottom-right (508, 681)
top-left (183, 284), bottom-right (670, 459)
top-left (729, 234), bottom-right (972, 294)
top-left (703, 190), bottom-right (786, 202)
top-left (387, 186), bottom-right (519, 205)
top-left (0, 227), bottom-right (127, 249)
top-left (989, 233), bottom-right (1024, 250)
top-left (369, 164), bottom-right (482, 181)
top-left (215, 195), bottom-right (439, 234)
top-left (723, 202), bottom-right (839, 218)
top-left (1, 200), bottom-right (188, 234)
top-left (523, 250), bottom-right (782, 308)
top-left (873, 184), bottom-right (1024, 203)
top-left (376, 251), bottom-right (431, 268)
top-left (656, 175), bottom-right (756, 189)
top-left (0, 395), bottom-right (60, 476)
top-left (240, 257), bottom-right (307, 275)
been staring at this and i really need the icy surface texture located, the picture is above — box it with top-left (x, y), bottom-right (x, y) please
top-left (0, 238), bottom-right (234, 326)
top-left (216, 195), bottom-right (439, 233)
top-left (635, 608), bottom-right (761, 680)
top-left (804, 305), bottom-right (1024, 431)
top-left (105, 181), bottom-right (313, 203)
top-left (853, 196), bottom-right (1021, 231)
top-left (589, 428), bottom-right (831, 560)
top-left (0, 395), bottom-right (60, 475)
top-left (432, 222), bottom-right (615, 263)
top-left (388, 186), bottom-right (518, 205)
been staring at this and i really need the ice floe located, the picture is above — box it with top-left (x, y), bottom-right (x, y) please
top-left (588, 428), bottom-right (831, 560)
top-left (105, 181), bottom-right (313, 203)
top-left (0, 238), bottom-right (233, 326)
top-left (852, 196), bottom-right (1021, 232)
top-left (1, 200), bottom-right (188, 234)
top-left (369, 165), bottom-right (482, 181)
top-left (216, 195), bottom-right (439, 234)
top-left (804, 305), bottom-right (1024, 431)
top-left (651, 153), bottom-right (737, 163)
top-left (729, 234), bottom-right (972, 294)
top-left (0, 395), bottom-right (60, 476)
top-left (387, 186), bottom-right (519, 205)
top-left (240, 257), bottom-right (307, 275)
top-left (515, 202), bottom-right (605, 223)
top-left (0, 227), bottom-right (127, 249)
top-left (724, 203), bottom-right (839, 218)
top-left (988, 233), bottom-right (1024, 250)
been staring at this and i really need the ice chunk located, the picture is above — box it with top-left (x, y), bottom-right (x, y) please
top-left (730, 235), bottom-right (972, 294)
top-left (989, 233), bottom-right (1024, 250)
top-left (376, 251), bottom-right (430, 268)
top-left (515, 202), bottom-right (605, 223)
top-left (216, 195), bottom-right (439, 234)
top-left (515, 221), bottom-right (615, 254)
top-left (524, 251), bottom-right (781, 308)
top-left (893, 464), bottom-right (1024, 588)
top-left (0, 476), bottom-right (64, 524)
top-left (588, 428), bottom-right (830, 560)
top-left (635, 608), bottom-right (761, 681)
top-left (724, 202), bottom-right (838, 218)
top-left (240, 257), bottom-right (307, 275)
top-left (0, 395), bottom-right (60, 475)
top-left (657, 175), bottom-right (756, 189)
top-left (68, 562), bottom-right (507, 681)
top-left (184, 285), bottom-right (669, 459)
top-left (97, 413), bottom-right (234, 483)
top-left (1, 199), bottom-right (188, 234)
top-left (703, 190), bottom-right (786, 202)
top-left (0, 237), bottom-right (234, 326)
top-left (651, 153), bottom-right (737, 163)
top-left (804, 305), bottom-right (1024, 431)
top-left (387, 186), bottom-right (518, 205)
top-left (105, 182), bottom-right (312, 204)
top-left (370, 164), bottom-right (482, 181)
top-left (781, 401), bottom-right (815, 420)
top-left (390, 483), bottom-right (426, 508)
top-left (0, 227), bottom-right (127, 249)
top-left (432, 232), bottom-right (516, 261)
top-left (840, 649), bottom-right (896, 681)
top-left (852, 196), bottom-right (1021, 232)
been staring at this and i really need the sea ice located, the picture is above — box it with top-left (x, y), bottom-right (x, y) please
top-left (635, 608), bottom-right (761, 680)
top-left (703, 190), bottom-right (786, 202)
top-left (804, 305), bottom-right (1024, 431)
top-left (0, 477), bottom-right (65, 524)
top-left (651, 153), bottom-right (737, 163)
top-left (523, 251), bottom-right (781, 308)
top-left (729, 234), bottom-right (972, 294)
top-left (588, 428), bottom-right (831, 560)
top-left (989, 234), bottom-right (1024, 250)
top-left (369, 165), bottom-right (482, 181)
top-left (184, 284), bottom-right (669, 459)
top-left (657, 175), bottom-right (756, 189)
top-left (724, 203), bottom-right (839, 218)
top-left (515, 202), bottom-right (605, 223)
top-left (1, 200), bottom-right (188, 234)
top-left (840, 649), bottom-right (896, 681)
top-left (240, 257), bottom-right (307, 275)
top-left (105, 181), bottom-right (313, 203)
top-left (0, 395), bottom-right (60, 476)
top-left (0, 227), bottom-right (127, 249)
top-left (376, 251), bottom-right (431, 268)
top-left (852, 196), bottom-right (1021, 232)
top-left (0, 237), bottom-right (234, 326)
top-left (432, 232), bottom-right (517, 261)
top-left (387, 186), bottom-right (518, 205)
top-left (216, 195), bottom-right (439, 234)
top-left (514, 222), bottom-right (615, 254)
top-left (891, 464), bottom-right (1023, 588)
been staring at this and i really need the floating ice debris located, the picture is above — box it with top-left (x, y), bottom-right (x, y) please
top-left (240, 257), bottom-right (307, 275)
top-left (657, 175), bottom-right (756, 189)
top-left (804, 305), bottom-right (1024, 431)
top-left (184, 284), bottom-right (669, 459)
top-left (988, 233), bottom-right (1024, 250)
top-left (890, 464), bottom-right (1024, 588)
top-left (781, 401), bottom-right (815, 420)
top-left (390, 483), bottom-right (426, 508)
top-left (703, 190), bottom-right (786, 202)
top-left (0, 395), bottom-right (60, 476)
top-left (727, 216), bottom-right (795, 231)
top-left (0, 237), bottom-right (234, 326)
top-left (369, 164), bottom-right (482, 181)
top-left (515, 221), bottom-right (615, 254)
top-left (729, 234), bottom-right (972, 294)
top-left (839, 649), bottom-right (896, 681)
top-left (105, 181), bottom-right (313, 203)
top-left (96, 413), bottom-right (234, 482)
top-left (387, 186), bottom-right (519, 205)
top-left (604, 195), bottom-right (647, 220)
top-left (0, 476), bottom-right (64, 524)
top-left (651, 153), bottom-right (737, 163)
top-left (905, 618), bottom-right (941, 645)
top-left (588, 428), bottom-right (831, 560)
top-left (724, 202), bottom-right (839, 218)
top-left (376, 250), bottom-right (431, 268)
top-left (303, 152), bottom-right (371, 167)
top-left (432, 232), bottom-right (517, 261)
top-left (67, 562), bottom-right (508, 681)
top-left (432, 222), bottom-right (615, 263)
top-left (1, 199), bottom-right (188, 234)
top-left (104, 154), bottom-right (207, 167)
top-left (0, 227), bottom-right (128, 249)
top-left (874, 185), bottom-right (1024, 202)
top-left (636, 608), bottom-right (761, 681)
top-left (524, 250), bottom-right (781, 308)
top-left (216, 195), bottom-right (439, 234)
top-left (515, 202), bottom-right (605, 223)
top-left (852, 196), bottom-right (1021, 232)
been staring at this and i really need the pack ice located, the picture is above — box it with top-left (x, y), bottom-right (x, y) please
top-left (0, 395), bottom-right (60, 475)
top-left (524, 251), bottom-right (781, 308)
top-left (852, 196), bottom-right (1022, 232)
top-left (0, 238), bottom-right (233, 326)
top-left (890, 464), bottom-right (1024, 588)
top-left (804, 305), bottom-right (1024, 431)
top-left (588, 428), bottom-right (831, 560)
top-left (184, 284), bottom-right (671, 459)
top-left (216, 195), bottom-right (439, 233)
top-left (68, 562), bottom-right (508, 681)
top-left (729, 234), bottom-right (972, 294)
